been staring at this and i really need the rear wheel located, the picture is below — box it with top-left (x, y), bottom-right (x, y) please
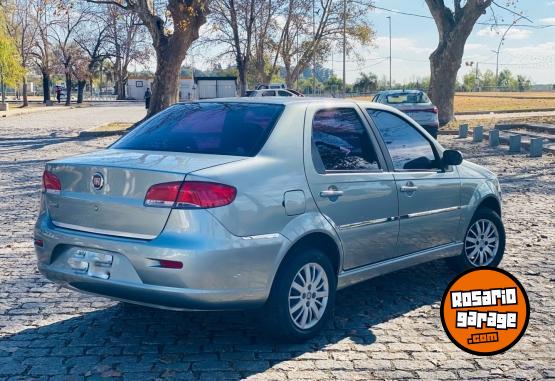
top-left (448, 208), bottom-right (505, 272)
top-left (265, 247), bottom-right (336, 341)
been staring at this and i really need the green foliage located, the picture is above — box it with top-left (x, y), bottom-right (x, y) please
top-left (463, 68), bottom-right (532, 91)
top-left (353, 72), bottom-right (378, 93)
top-left (0, 30), bottom-right (25, 90)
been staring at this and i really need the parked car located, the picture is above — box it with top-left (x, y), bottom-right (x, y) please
top-left (247, 89), bottom-right (302, 97)
top-left (255, 83), bottom-right (287, 90)
top-left (35, 98), bottom-right (504, 341)
top-left (372, 90), bottom-right (440, 138)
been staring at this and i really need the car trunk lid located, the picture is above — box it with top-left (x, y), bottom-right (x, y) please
top-left (45, 149), bottom-right (244, 239)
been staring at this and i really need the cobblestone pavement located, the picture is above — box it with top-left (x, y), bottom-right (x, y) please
top-left (0, 110), bottom-right (553, 380)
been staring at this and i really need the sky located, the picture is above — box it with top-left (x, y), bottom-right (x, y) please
top-left (331, 0), bottom-right (555, 84)
top-left (178, 0), bottom-right (555, 85)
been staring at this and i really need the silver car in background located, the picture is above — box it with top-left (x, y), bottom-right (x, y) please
top-left (373, 90), bottom-right (440, 138)
top-left (35, 98), bottom-right (504, 341)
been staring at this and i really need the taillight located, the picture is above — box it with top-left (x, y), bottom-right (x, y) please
top-left (429, 106), bottom-right (438, 114)
top-left (144, 181), bottom-right (236, 209)
top-left (42, 170), bottom-right (61, 194)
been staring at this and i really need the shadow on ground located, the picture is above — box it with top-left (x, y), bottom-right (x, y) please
top-left (0, 260), bottom-right (456, 379)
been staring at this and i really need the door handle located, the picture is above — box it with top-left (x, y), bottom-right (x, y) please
top-left (320, 189), bottom-right (344, 198)
top-left (400, 182), bottom-right (418, 192)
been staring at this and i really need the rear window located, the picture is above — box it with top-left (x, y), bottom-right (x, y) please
top-left (112, 102), bottom-right (284, 156)
top-left (386, 92), bottom-right (430, 104)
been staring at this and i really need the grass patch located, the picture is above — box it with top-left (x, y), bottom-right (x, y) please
top-left (89, 122), bottom-right (132, 133)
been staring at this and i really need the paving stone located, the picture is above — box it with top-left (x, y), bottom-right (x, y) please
top-left (0, 112), bottom-right (552, 380)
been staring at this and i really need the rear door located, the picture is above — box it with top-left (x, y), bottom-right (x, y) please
top-left (366, 109), bottom-right (461, 255)
top-left (304, 105), bottom-right (399, 270)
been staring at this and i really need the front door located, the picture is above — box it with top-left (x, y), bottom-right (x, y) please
top-left (366, 109), bottom-right (461, 255)
top-left (304, 105), bottom-right (399, 270)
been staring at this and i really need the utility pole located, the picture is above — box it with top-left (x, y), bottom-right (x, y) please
top-left (342, 0), bottom-right (346, 96)
top-left (387, 16), bottom-right (392, 89)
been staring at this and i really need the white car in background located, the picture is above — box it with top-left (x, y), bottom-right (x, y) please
top-left (247, 89), bottom-right (303, 97)
top-left (372, 90), bottom-right (440, 138)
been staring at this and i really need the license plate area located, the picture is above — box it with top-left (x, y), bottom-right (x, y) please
top-left (67, 248), bottom-right (113, 279)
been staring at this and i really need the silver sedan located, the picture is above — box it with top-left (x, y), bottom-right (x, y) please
top-left (35, 98), bottom-right (504, 341)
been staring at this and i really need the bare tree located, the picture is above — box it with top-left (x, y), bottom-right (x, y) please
top-left (87, 0), bottom-right (208, 116)
top-left (105, 5), bottom-right (150, 100)
top-left (3, 0), bottom-right (38, 106)
top-left (424, 0), bottom-right (523, 124)
top-left (208, 0), bottom-right (256, 95)
top-left (50, 2), bottom-right (91, 106)
top-left (74, 8), bottom-right (110, 100)
top-left (279, 0), bottom-right (374, 88)
top-left (30, 0), bottom-right (56, 103)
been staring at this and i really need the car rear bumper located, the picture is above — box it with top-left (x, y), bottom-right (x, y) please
top-left (34, 209), bottom-right (289, 311)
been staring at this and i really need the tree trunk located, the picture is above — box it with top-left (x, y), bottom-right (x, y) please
top-left (237, 62), bottom-right (247, 96)
top-left (148, 48), bottom-right (183, 117)
top-left (77, 80), bottom-right (86, 103)
top-left (65, 74), bottom-right (72, 106)
top-left (1, 79), bottom-right (5, 104)
top-left (116, 79), bottom-right (126, 100)
top-left (428, 46), bottom-right (462, 126)
top-left (22, 77), bottom-right (28, 107)
top-left (42, 71), bottom-right (51, 103)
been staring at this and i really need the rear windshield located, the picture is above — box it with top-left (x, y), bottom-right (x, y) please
top-left (386, 92), bottom-right (430, 104)
top-left (112, 102), bottom-right (284, 156)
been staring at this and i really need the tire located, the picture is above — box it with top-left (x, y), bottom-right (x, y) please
top-left (448, 208), bottom-right (505, 273)
top-left (264, 247), bottom-right (336, 342)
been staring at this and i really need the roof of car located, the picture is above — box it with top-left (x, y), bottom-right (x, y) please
top-left (191, 96), bottom-right (402, 113)
top-left (377, 89), bottom-right (427, 95)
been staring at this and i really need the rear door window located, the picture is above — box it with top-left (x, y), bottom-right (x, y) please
top-left (112, 103), bottom-right (284, 156)
top-left (311, 108), bottom-right (381, 172)
top-left (368, 109), bottom-right (439, 171)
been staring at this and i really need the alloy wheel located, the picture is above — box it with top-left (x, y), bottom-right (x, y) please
top-left (288, 262), bottom-right (329, 330)
top-left (465, 218), bottom-right (500, 266)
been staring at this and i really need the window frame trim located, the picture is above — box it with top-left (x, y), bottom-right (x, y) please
top-left (362, 108), bottom-right (448, 173)
top-left (309, 106), bottom-right (387, 175)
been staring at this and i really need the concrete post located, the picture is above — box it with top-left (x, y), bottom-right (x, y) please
top-left (472, 125), bottom-right (483, 142)
top-left (459, 124), bottom-right (468, 138)
top-left (509, 135), bottom-right (521, 153)
top-left (489, 129), bottom-right (500, 147)
top-left (529, 138), bottom-right (543, 157)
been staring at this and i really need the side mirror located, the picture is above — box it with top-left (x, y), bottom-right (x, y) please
top-left (442, 149), bottom-right (463, 167)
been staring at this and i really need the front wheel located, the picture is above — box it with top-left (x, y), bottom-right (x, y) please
top-left (448, 208), bottom-right (505, 272)
top-left (265, 247), bottom-right (336, 341)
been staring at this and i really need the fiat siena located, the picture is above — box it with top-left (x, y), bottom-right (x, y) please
top-left (35, 98), bottom-right (505, 340)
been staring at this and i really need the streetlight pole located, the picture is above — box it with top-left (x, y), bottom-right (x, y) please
top-left (493, 15), bottom-right (524, 89)
top-left (387, 16), bottom-right (392, 89)
top-left (342, 0), bottom-right (346, 96)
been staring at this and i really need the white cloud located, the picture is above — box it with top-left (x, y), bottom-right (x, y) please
top-left (539, 17), bottom-right (555, 24)
top-left (465, 43), bottom-right (487, 51)
top-left (375, 36), bottom-right (432, 55)
top-left (476, 27), bottom-right (532, 40)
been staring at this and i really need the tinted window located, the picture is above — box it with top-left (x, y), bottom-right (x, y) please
top-left (312, 108), bottom-right (380, 172)
top-left (385, 92), bottom-right (430, 104)
top-left (278, 90), bottom-right (292, 96)
top-left (112, 103), bottom-right (284, 156)
top-left (262, 90), bottom-right (275, 96)
top-left (368, 110), bottom-right (438, 171)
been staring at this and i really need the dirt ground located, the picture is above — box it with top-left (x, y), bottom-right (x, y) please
top-left (454, 92), bottom-right (555, 113)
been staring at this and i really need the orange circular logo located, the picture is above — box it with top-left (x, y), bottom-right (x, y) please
top-left (440, 268), bottom-right (529, 356)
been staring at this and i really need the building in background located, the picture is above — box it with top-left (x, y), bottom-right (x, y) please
top-left (126, 75), bottom-right (238, 101)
